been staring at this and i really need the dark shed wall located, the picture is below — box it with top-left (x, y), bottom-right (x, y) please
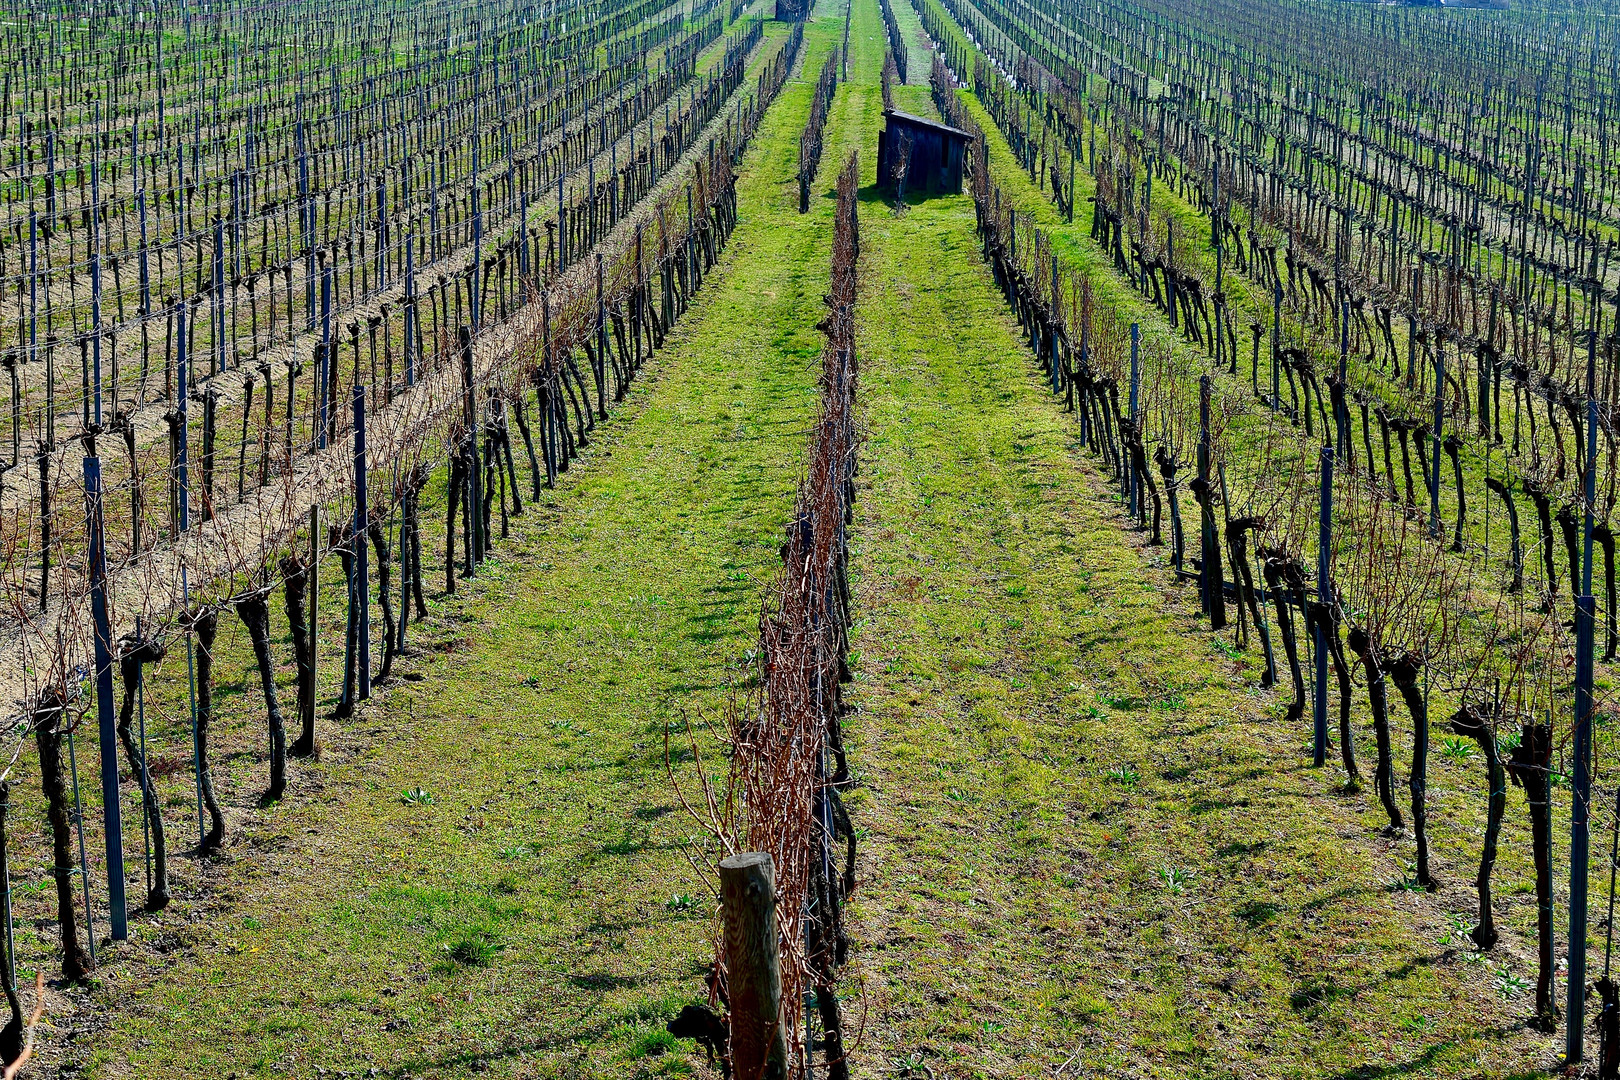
top-left (877, 113), bottom-right (970, 195)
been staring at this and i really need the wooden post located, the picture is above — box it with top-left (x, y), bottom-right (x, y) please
top-left (719, 852), bottom-right (787, 1080)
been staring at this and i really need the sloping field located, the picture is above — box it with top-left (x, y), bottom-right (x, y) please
top-left (34, 18), bottom-right (850, 1079)
top-left (841, 58), bottom-right (1546, 1079)
top-left (0, 0), bottom-right (1600, 1076)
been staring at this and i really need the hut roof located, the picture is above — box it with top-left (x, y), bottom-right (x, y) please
top-left (881, 110), bottom-right (975, 143)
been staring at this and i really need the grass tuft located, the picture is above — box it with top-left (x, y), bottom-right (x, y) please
top-left (441, 929), bottom-right (503, 968)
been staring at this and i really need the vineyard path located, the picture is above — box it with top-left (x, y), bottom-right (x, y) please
top-left (39, 14), bottom-right (851, 1079)
top-left (837, 4), bottom-right (1549, 1076)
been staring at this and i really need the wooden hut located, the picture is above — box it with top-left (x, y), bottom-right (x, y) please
top-left (876, 110), bottom-right (973, 196)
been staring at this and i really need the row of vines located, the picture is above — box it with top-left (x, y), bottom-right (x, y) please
top-left (912, 0), bottom-right (1620, 1062)
top-left (678, 146), bottom-right (862, 1079)
top-left (0, 0), bottom-right (813, 1063)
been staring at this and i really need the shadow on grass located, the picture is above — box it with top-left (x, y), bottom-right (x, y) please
top-left (1302, 883), bottom-right (1377, 913)
top-left (377, 961), bottom-right (717, 1077)
top-left (1321, 1026), bottom-right (1526, 1080)
top-left (567, 972), bottom-right (642, 991)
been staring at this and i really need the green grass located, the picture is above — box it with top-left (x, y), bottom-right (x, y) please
top-left (883, 0), bottom-right (931, 86)
top-left (7, 4), bottom-right (1573, 1078)
top-left (36, 17), bottom-right (850, 1079)
top-left (914, 0), bottom-right (1546, 624)
top-left (904, 1), bottom-right (1600, 1029)
top-left (836, 17), bottom-right (1549, 1073)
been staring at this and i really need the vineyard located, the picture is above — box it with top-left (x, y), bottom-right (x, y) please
top-left (0, 0), bottom-right (1612, 1074)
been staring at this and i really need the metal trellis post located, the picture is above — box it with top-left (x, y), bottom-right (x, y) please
top-left (85, 455), bottom-right (128, 940)
top-left (354, 386), bottom-right (370, 701)
top-left (1568, 327), bottom-right (1602, 1065)
top-left (1313, 445), bottom-right (1332, 769)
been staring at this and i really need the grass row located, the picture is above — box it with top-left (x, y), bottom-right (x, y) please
top-left (835, 5), bottom-right (1550, 1076)
top-left (22, 14), bottom-right (854, 1079)
top-left (869, 0), bottom-right (1618, 1041)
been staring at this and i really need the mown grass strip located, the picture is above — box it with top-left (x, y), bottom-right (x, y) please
top-left (840, 5), bottom-right (1548, 1075)
top-left (892, 4), bottom-right (1578, 1038)
top-left (47, 16), bottom-right (855, 1080)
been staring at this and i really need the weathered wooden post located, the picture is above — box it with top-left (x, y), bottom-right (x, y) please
top-left (719, 852), bottom-right (787, 1080)
top-left (376, 178), bottom-right (388, 291)
top-left (139, 189), bottom-right (151, 395)
top-left (519, 195), bottom-right (530, 284)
